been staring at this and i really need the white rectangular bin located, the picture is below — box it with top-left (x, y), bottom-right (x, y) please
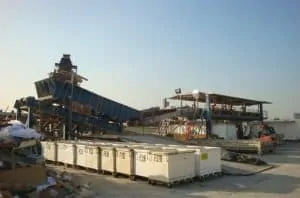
top-left (56, 142), bottom-right (76, 165)
top-left (133, 147), bottom-right (152, 178)
top-left (75, 144), bottom-right (101, 170)
top-left (147, 149), bottom-right (195, 184)
top-left (100, 145), bottom-right (116, 173)
top-left (76, 143), bottom-right (87, 167)
top-left (186, 145), bottom-right (221, 176)
top-left (202, 146), bottom-right (222, 174)
top-left (165, 147), bottom-right (202, 177)
top-left (85, 144), bottom-right (101, 170)
top-left (41, 141), bottom-right (57, 162)
top-left (115, 146), bottom-right (134, 176)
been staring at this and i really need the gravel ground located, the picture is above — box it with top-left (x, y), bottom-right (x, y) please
top-left (49, 142), bottom-right (300, 198)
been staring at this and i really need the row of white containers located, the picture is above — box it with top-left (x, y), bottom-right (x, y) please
top-left (41, 141), bottom-right (221, 183)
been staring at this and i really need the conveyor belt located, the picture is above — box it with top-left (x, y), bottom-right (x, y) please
top-left (35, 78), bottom-right (140, 122)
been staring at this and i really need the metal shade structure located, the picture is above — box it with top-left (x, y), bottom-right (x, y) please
top-left (169, 92), bottom-right (271, 106)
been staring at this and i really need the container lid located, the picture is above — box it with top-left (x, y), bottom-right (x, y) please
top-left (94, 142), bottom-right (112, 145)
top-left (131, 146), bottom-right (149, 151)
top-left (176, 148), bottom-right (197, 152)
top-left (128, 145), bottom-right (146, 148)
top-left (115, 145), bottom-right (130, 150)
top-left (186, 145), bottom-right (201, 148)
top-left (148, 148), bottom-right (175, 154)
top-left (203, 146), bottom-right (220, 150)
top-left (168, 144), bottom-right (183, 147)
top-left (149, 148), bottom-right (194, 155)
top-left (111, 143), bottom-right (125, 146)
top-left (99, 144), bottom-right (114, 148)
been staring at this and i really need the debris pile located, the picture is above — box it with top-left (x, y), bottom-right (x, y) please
top-left (0, 170), bottom-right (99, 197)
top-left (0, 120), bottom-right (42, 148)
top-left (37, 170), bottom-right (99, 198)
top-left (0, 183), bottom-right (36, 197)
top-left (222, 149), bottom-right (267, 165)
top-left (0, 120), bottom-right (98, 197)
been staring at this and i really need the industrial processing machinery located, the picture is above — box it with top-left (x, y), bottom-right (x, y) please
top-left (14, 54), bottom-right (140, 139)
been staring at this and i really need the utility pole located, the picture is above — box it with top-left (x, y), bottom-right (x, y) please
top-left (175, 88), bottom-right (182, 114)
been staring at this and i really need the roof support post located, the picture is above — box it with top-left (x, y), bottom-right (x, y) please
top-left (16, 108), bottom-right (21, 121)
top-left (205, 93), bottom-right (212, 138)
top-left (259, 103), bottom-right (263, 122)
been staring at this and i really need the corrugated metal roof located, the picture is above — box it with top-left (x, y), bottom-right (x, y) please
top-left (169, 92), bottom-right (271, 106)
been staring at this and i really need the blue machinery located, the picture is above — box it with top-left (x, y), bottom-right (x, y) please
top-left (14, 54), bottom-right (140, 139)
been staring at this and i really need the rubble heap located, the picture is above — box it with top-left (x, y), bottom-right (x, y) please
top-left (0, 120), bottom-right (98, 197)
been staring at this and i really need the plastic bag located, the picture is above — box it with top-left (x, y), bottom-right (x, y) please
top-left (0, 120), bottom-right (41, 139)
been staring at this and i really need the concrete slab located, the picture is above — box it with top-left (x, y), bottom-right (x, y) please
top-left (222, 161), bottom-right (275, 176)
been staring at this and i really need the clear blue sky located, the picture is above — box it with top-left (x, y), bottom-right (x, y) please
top-left (0, 0), bottom-right (299, 118)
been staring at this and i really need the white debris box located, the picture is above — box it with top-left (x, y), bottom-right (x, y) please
top-left (170, 146), bottom-right (203, 177)
top-left (133, 147), bottom-right (152, 178)
top-left (147, 148), bottom-right (195, 183)
top-left (41, 141), bottom-right (57, 162)
top-left (76, 144), bottom-right (87, 167)
top-left (56, 142), bottom-right (76, 165)
top-left (100, 145), bottom-right (116, 173)
top-left (202, 146), bottom-right (222, 174)
top-left (186, 145), bottom-right (221, 176)
top-left (85, 144), bottom-right (101, 170)
top-left (162, 146), bottom-right (206, 177)
top-left (115, 146), bottom-right (134, 176)
top-left (75, 144), bottom-right (101, 170)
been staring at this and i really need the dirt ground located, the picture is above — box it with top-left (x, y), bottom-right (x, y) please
top-left (49, 142), bottom-right (300, 198)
